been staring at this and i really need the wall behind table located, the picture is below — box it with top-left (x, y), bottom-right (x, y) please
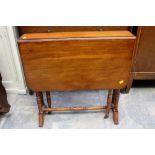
top-left (0, 26), bottom-right (27, 94)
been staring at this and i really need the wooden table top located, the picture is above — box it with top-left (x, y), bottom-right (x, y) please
top-left (19, 31), bottom-right (135, 41)
top-left (18, 31), bottom-right (136, 91)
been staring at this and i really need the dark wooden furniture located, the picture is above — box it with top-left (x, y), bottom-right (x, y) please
top-left (18, 31), bottom-right (136, 127)
top-left (19, 26), bottom-right (155, 94)
top-left (0, 74), bottom-right (10, 113)
top-left (123, 26), bottom-right (155, 92)
top-left (18, 26), bottom-right (130, 35)
top-left (134, 26), bottom-right (155, 79)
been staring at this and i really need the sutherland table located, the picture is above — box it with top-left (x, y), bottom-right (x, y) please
top-left (18, 31), bottom-right (136, 127)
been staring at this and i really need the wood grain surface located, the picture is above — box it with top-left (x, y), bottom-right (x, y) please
top-left (133, 26), bottom-right (155, 79)
top-left (19, 31), bottom-right (134, 40)
top-left (18, 31), bottom-right (136, 91)
top-left (18, 26), bottom-right (129, 35)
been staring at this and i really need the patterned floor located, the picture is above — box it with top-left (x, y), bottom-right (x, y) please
top-left (0, 88), bottom-right (155, 128)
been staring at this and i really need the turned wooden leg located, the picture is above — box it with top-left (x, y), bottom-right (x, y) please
top-left (40, 92), bottom-right (47, 108)
top-left (36, 92), bottom-right (44, 127)
top-left (104, 89), bottom-right (113, 119)
top-left (112, 89), bottom-right (115, 108)
top-left (112, 89), bottom-right (120, 125)
top-left (46, 91), bottom-right (52, 114)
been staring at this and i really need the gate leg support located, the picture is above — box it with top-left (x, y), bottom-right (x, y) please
top-left (46, 91), bottom-right (52, 114)
top-left (104, 89), bottom-right (113, 119)
top-left (36, 92), bottom-right (44, 127)
top-left (112, 89), bottom-right (120, 125)
top-left (41, 92), bottom-right (47, 108)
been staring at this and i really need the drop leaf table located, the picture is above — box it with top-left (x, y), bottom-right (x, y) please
top-left (18, 31), bottom-right (136, 127)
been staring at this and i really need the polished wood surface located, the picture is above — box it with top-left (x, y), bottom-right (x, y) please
top-left (19, 27), bottom-right (155, 84)
top-left (18, 31), bottom-right (136, 91)
top-left (18, 26), bottom-right (129, 35)
top-left (44, 105), bottom-right (106, 112)
top-left (46, 91), bottom-right (52, 108)
top-left (104, 89), bottom-right (113, 118)
top-left (133, 26), bottom-right (155, 79)
top-left (36, 92), bottom-right (44, 127)
top-left (120, 27), bottom-right (141, 93)
top-left (134, 72), bottom-right (155, 79)
top-left (19, 31), bottom-right (134, 40)
top-left (112, 89), bottom-right (120, 125)
top-left (18, 30), bottom-right (135, 127)
top-left (121, 26), bottom-right (155, 93)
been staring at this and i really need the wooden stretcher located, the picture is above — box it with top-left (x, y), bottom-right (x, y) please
top-left (18, 31), bottom-right (136, 127)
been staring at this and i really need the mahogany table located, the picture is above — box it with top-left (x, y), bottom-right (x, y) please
top-left (18, 31), bottom-right (136, 127)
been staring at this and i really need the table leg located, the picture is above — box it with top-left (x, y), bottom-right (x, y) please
top-left (36, 92), bottom-right (44, 127)
top-left (46, 91), bottom-right (52, 114)
top-left (112, 89), bottom-right (120, 125)
top-left (104, 89), bottom-right (113, 119)
top-left (40, 92), bottom-right (47, 108)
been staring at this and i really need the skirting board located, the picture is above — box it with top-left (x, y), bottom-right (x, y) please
top-left (5, 88), bottom-right (27, 94)
top-left (2, 81), bottom-right (27, 94)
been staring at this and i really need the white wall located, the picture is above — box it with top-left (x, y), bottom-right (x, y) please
top-left (0, 26), bottom-right (27, 94)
